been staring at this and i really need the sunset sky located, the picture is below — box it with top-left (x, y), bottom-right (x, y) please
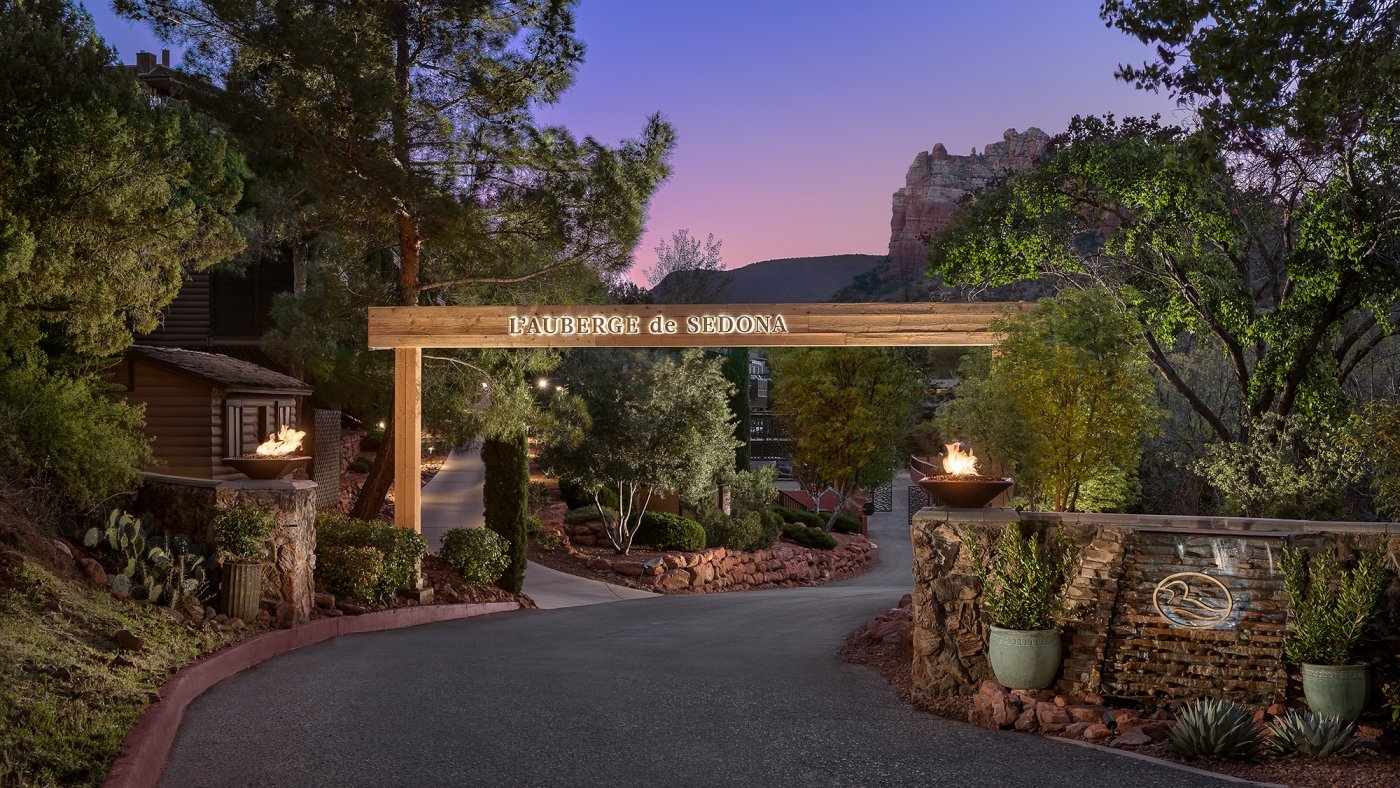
top-left (86, 0), bottom-right (1181, 281)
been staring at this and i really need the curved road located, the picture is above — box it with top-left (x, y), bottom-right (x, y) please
top-left (161, 489), bottom-right (1224, 787)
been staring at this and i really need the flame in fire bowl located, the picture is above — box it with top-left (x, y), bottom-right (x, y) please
top-left (909, 444), bottom-right (1013, 508)
top-left (225, 426), bottom-right (310, 479)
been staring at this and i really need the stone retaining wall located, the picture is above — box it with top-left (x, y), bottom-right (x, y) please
top-left (911, 507), bottom-right (1399, 708)
top-left (138, 474), bottom-right (317, 627)
top-left (548, 514), bottom-right (876, 592)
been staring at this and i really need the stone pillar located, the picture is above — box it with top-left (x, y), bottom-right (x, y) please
top-left (215, 479), bottom-right (317, 628)
top-left (909, 507), bottom-right (1020, 703)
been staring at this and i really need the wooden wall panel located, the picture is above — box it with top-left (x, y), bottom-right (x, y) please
top-left (126, 364), bottom-right (218, 479)
top-left (143, 271), bottom-right (211, 346)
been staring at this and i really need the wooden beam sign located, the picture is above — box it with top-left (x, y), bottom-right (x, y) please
top-left (368, 302), bottom-right (1026, 349)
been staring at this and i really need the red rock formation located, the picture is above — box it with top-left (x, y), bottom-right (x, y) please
top-left (887, 128), bottom-right (1050, 280)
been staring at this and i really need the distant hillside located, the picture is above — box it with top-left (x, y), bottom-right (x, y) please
top-left (651, 253), bottom-right (885, 303)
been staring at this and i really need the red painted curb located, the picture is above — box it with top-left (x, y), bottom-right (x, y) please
top-left (102, 601), bottom-right (522, 788)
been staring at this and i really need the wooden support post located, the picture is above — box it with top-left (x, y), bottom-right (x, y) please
top-left (394, 347), bottom-right (422, 533)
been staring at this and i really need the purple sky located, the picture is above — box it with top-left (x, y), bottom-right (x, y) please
top-left (86, 0), bottom-right (1181, 281)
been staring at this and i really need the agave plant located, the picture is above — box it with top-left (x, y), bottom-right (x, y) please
top-left (1267, 711), bottom-right (1358, 758)
top-left (1168, 698), bottom-right (1264, 760)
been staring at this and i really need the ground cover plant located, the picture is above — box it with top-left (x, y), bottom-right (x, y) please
top-left (0, 551), bottom-right (236, 786)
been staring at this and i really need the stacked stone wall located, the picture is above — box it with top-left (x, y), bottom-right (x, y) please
top-left (138, 475), bottom-right (317, 627)
top-left (554, 518), bottom-right (875, 593)
top-left (911, 508), bottom-right (1400, 708)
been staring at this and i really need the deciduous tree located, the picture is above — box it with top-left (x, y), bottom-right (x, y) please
top-left (644, 229), bottom-right (729, 303)
top-left (937, 288), bottom-right (1160, 512)
top-left (539, 349), bottom-right (736, 554)
top-left (768, 348), bottom-right (921, 530)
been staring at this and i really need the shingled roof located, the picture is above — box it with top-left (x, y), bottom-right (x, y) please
top-left (128, 346), bottom-right (312, 394)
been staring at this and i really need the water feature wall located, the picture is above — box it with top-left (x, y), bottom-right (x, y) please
top-left (910, 508), bottom-right (1398, 707)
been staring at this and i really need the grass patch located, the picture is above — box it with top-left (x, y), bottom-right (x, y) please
top-left (0, 553), bottom-right (235, 786)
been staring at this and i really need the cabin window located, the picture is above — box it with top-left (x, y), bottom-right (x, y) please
top-left (224, 403), bottom-right (244, 457)
top-left (277, 403), bottom-right (294, 432)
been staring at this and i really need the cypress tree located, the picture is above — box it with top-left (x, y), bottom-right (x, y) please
top-left (721, 348), bottom-right (752, 472)
top-left (482, 433), bottom-right (528, 593)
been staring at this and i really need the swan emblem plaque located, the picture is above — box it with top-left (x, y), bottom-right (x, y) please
top-left (1152, 572), bottom-right (1235, 629)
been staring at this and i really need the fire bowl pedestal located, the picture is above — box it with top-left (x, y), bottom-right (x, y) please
top-left (223, 456), bottom-right (309, 480)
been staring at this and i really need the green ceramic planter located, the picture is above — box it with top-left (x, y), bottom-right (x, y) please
top-left (1301, 663), bottom-right (1368, 720)
top-left (988, 626), bottom-right (1061, 689)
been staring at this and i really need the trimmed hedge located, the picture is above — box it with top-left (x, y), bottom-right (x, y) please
top-left (348, 456), bottom-right (372, 473)
top-left (318, 545), bottom-right (385, 602)
top-left (635, 512), bottom-right (707, 551)
top-left (831, 514), bottom-right (862, 535)
top-left (439, 527), bottom-right (510, 585)
top-left (772, 505), bottom-right (825, 530)
top-left (710, 510), bottom-right (778, 553)
top-left (359, 429), bottom-right (385, 452)
top-left (780, 523), bottom-right (837, 550)
top-left (315, 514), bottom-right (427, 602)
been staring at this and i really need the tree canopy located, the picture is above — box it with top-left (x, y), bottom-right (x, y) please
top-left (1, 0), bottom-right (244, 365)
top-left (768, 347), bottom-right (921, 529)
top-left (937, 288), bottom-right (1160, 512)
top-left (117, 0), bottom-right (677, 517)
top-left (928, 113), bottom-right (1398, 446)
top-left (540, 349), bottom-right (736, 554)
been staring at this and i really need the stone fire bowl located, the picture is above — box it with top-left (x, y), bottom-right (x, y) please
top-left (224, 456), bottom-right (309, 480)
top-left (909, 455), bottom-right (1013, 508)
top-left (916, 477), bottom-right (1014, 508)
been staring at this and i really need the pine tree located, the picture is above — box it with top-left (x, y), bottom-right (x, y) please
top-left (118, 0), bottom-right (676, 518)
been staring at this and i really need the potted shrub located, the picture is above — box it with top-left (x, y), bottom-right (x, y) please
top-left (214, 504), bottom-right (277, 621)
top-left (964, 522), bottom-right (1078, 689)
top-left (1280, 544), bottom-right (1387, 720)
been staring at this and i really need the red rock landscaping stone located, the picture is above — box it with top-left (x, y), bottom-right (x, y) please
top-left (1013, 707), bottom-right (1038, 732)
top-left (1083, 723), bottom-right (1112, 741)
top-left (1111, 730), bottom-right (1153, 748)
top-left (612, 561), bottom-right (644, 577)
top-left (1069, 705), bottom-right (1107, 724)
top-left (1141, 722), bottom-right (1171, 742)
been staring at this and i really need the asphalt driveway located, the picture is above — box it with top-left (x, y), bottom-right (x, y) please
top-left (159, 482), bottom-right (1227, 787)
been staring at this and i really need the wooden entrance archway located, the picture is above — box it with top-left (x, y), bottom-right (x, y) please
top-left (366, 302), bottom-right (1025, 532)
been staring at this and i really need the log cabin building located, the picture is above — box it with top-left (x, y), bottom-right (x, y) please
top-left (111, 346), bottom-right (312, 481)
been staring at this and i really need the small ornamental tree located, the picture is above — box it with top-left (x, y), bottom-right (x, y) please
top-left (540, 349), bottom-right (737, 555)
top-left (963, 523), bottom-right (1078, 631)
top-left (938, 288), bottom-right (1161, 512)
top-left (768, 347), bottom-right (922, 530)
top-left (1280, 545), bottom-right (1388, 667)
